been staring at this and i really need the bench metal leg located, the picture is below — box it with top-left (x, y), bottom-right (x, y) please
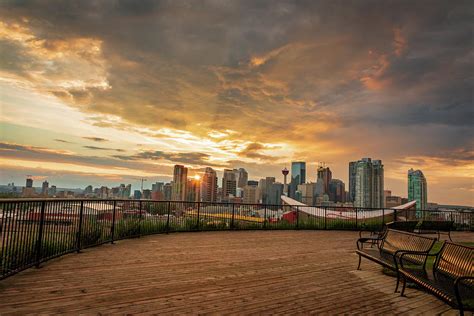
top-left (357, 255), bottom-right (362, 270)
top-left (395, 273), bottom-right (400, 293)
top-left (400, 277), bottom-right (407, 297)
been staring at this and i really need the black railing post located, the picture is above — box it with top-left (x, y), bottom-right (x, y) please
top-left (138, 200), bottom-right (142, 237)
top-left (76, 201), bottom-right (84, 253)
top-left (355, 208), bottom-right (358, 229)
top-left (382, 208), bottom-right (385, 230)
top-left (394, 208), bottom-right (397, 222)
top-left (35, 201), bottom-right (46, 268)
top-left (263, 204), bottom-right (267, 229)
top-left (296, 206), bottom-right (299, 229)
top-left (231, 203), bottom-right (235, 229)
top-left (166, 201), bottom-right (171, 234)
top-left (110, 200), bottom-right (116, 244)
top-left (196, 202), bottom-right (200, 231)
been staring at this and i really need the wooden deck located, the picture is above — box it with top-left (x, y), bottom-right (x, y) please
top-left (0, 230), bottom-right (473, 315)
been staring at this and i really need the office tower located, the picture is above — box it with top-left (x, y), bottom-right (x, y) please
top-left (222, 169), bottom-right (237, 199)
top-left (22, 176), bottom-right (35, 197)
top-left (201, 167), bottom-right (218, 202)
top-left (237, 168), bottom-right (248, 188)
top-left (328, 179), bottom-right (345, 203)
top-left (124, 184), bottom-right (132, 198)
top-left (172, 165), bottom-right (188, 201)
top-left (315, 178), bottom-right (325, 197)
top-left (350, 158), bottom-right (384, 208)
top-left (142, 189), bottom-right (152, 199)
top-left (282, 167), bottom-right (289, 196)
top-left (247, 180), bottom-right (258, 186)
top-left (317, 166), bottom-right (332, 194)
top-left (408, 169), bottom-right (427, 215)
top-left (348, 161), bottom-right (357, 202)
top-left (289, 162), bottom-right (306, 198)
top-left (152, 182), bottom-right (164, 192)
top-left (41, 181), bottom-right (49, 196)
top-left (163, 183), bottom-right (172, 200)
top-left (243, 184), bottom-right (258, 204)
top-left (265, 182), bottom-right (284, 205)
top-left (297, 183), bottom-right (317, 206)
top-left (134, 190), bottom-right (142, 199)
top-left (186, 178), bottom-right (200, 202)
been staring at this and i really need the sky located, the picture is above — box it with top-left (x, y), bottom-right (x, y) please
top-left (0, 0), bottom-right (473, 205)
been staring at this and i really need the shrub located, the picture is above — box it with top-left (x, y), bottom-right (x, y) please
top-left (80, 220), bottom-right (103, 247)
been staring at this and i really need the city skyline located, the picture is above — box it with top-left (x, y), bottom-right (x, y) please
top-left (0, 1), bottom-right (473, 206)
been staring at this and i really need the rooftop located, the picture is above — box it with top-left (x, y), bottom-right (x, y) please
top-left (1, 230), bottom-right (472, 314)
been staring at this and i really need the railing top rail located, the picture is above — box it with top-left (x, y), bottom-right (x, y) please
top-left (0, 198), bottom-right (472, 213)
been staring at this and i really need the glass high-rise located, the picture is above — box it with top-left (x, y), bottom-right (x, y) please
top-left (289, 162), bottom-right (306, 198)
top-left (408, 169), bottom-right (427, 216)
top-left (350, 158), bottom-right (384, 208)
top-left (201, 167), bottom-right (218, 202)
top-left (172, 165), bottom-right (188, 201)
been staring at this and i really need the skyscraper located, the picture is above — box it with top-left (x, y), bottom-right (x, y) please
top-left (41, 180), bottom-right (49, 196)
top-left (408, 169), bottom-right (427, 215)
top-left (152, 182), bottom-right (164, 192)
top-left (237, 168), bottom-right (248, 188)
top-left (350, 158), bottom-right (384, 208)
top-left (265, 182), bottom-right (284, 205)
top-left (243, 183), bottom-right (258, 204)
top-left (317, 166), bottom-right (332, 194)
top-left (201, 167), bottom-right (218, 202)
top-left (222, 169), bottom-right (237, 199)
top-left (289, 161), bottom-right (306, 198)
top-left (186, 178), bottom-right (200, 202)
top-left (328, 179), bottom-right (345, 203)
top-left (172, 165), bottom-right (188, 201)
top-left (348, 161), bottom-right (357, 202)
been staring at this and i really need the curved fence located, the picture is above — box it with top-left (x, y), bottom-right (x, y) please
top-left (1, 199), bottom-right (472, 279)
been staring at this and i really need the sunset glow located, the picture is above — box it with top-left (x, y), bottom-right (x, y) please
top-left (0, 1), bottom-right (472, 205)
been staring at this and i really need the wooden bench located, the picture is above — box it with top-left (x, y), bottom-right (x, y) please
top-left (358, 221), bottom-right (420, 247)
top-left (399, 242), bottom-right (473, 315)
top-left (415, 220), bottom-right (454, 241)
top-left (356, 229), bottom-right (436, 292)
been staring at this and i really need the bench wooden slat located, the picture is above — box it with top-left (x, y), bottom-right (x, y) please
top-left (399, 242), bottom-right (474, 315)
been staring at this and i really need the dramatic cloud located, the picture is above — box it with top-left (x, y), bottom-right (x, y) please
top-left (83, 146), bottom-right (125, 152)
top-left (0, 0), bottom-right (472, 205)
top-left (82, 137), bottom-right (109, 142)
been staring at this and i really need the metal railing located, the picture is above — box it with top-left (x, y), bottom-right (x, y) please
top-left (0, 199), bottom-right (472, 279)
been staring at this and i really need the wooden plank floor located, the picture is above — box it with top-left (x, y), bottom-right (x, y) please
top-left (0, 231), bottom-right (473, 315)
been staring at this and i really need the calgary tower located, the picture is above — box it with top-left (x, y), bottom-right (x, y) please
top-left (282, 167), bottom-right (289, 196)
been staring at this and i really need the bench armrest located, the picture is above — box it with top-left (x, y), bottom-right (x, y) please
top-left (356, 237), bottom-right (382, 250)
top-left (359, 230), bottom-right (382, 238)
top-left (397, 250), bottom-right (438, 268)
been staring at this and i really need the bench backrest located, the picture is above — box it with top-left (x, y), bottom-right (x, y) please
top-left (419, 220), bottom-right (454, 231)
top-left (435, 242), bottom-right (473, 281)
top-left (386, 221), bottom-right (419, 232)
top-left (381, 229), bottom-right (436, 265)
